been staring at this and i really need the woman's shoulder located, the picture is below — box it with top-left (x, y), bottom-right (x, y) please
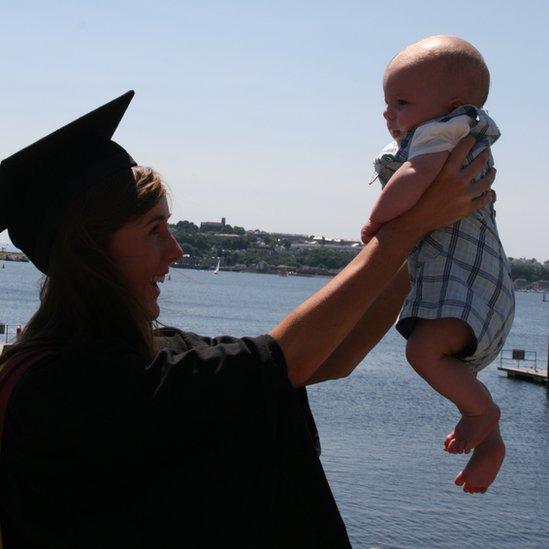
top-left (18, 330), bottom-right (282, 376)
top-left (12, 331), bottom-right (287, 417)
top-left (153, 327), bottom-right (284, 364)
top-left (14, 339), bottom-right (148, 396)
top-left (153, 326), bottom-right (210, 353)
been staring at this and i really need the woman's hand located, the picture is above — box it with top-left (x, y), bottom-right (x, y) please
top-left (404, 136), bottom-right (496, 234)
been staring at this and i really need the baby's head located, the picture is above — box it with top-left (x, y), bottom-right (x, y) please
top-left (383, 35), bottom-right (490, 140)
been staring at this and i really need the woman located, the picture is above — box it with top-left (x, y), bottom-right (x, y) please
top-left (0, 92), bottom-right (495, 548)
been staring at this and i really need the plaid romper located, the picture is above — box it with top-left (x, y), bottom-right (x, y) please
top-left (372, 106), bottom-right (515, 371)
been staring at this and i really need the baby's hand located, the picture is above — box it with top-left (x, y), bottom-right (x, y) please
top-left (361, 219), bottom-right (383, 244)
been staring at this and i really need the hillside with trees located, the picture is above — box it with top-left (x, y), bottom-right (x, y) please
top-left (170, 220), bottom-right (359, 276)
top-left (169, 220), bottom-right (549, 284)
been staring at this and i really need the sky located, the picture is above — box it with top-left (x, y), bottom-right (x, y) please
top-left (1, 0), bottom-right (548, 259)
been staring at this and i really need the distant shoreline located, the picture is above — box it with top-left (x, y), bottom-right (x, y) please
top-left (2, 250), bottom-right (548, 290)
top-left (0, 251), bottom-right (28, 262)
top-left (171, 264), bottom-right (330, 278)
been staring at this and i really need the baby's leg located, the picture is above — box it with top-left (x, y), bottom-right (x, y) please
top-left (406, 318), bottom-right (500, 453)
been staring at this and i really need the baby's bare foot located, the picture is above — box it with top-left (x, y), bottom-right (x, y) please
top-left (444, 402), bottom-right (500, 454)
top-left (454, 427), bottom-right (505, 494)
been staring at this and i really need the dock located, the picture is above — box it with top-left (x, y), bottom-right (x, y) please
top-left (497, 348), bottom-right (548, 386)
top-left (497, 364), bottom-right (548, 384)
top-left (1, 323), bottom-right (21, 357)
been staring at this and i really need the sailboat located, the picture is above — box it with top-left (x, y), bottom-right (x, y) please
top-left (213, 258), bottom-right (220, 274)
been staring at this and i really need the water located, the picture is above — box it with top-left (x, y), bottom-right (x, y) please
top-left (1, 261), bottom-right (548, 548)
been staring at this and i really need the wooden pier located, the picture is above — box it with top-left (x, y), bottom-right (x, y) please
top-left (497, 348), bottom-right (548, 386)
top-left (0, 323), bottom-right (21, 358)
top-left (497, 364), bottom-right (548, 384)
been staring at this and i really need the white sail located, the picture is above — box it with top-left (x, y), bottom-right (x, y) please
top-left (213, 258), bottom-right (220, 274)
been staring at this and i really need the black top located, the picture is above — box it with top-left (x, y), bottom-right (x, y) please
top-left (0, 330), bottom-right (350, 548)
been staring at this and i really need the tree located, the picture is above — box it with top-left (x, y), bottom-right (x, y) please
top-left (508, 258), bottom-right (548, 283)
top-left (173, 220), bottom-right (198, 233)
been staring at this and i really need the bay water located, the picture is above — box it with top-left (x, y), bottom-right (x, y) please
top-left (1, 261), bottom-right (548, 548)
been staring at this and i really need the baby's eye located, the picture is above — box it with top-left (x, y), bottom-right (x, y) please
top-left (397, 99), bottom-right (409, 106)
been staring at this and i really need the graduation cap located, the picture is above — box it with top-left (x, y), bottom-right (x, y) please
top-left (0, 91), bottom-right (137, 274)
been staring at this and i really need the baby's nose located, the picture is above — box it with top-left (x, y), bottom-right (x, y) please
top-left (383, 106), bottom-right (394, 120)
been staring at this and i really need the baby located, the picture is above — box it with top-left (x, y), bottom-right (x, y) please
top-left (364, 36), bottom-right (515, 494)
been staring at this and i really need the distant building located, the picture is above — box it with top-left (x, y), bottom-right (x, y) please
top-left (256, 260), bottom-right (270, 273)
top-left (291, 241), bottom-right (362, 253)
top-left (513, 278), bottom-right (528, 290)
top-left (532, 280), bottom-right (549, 291)
top-left (200, 217), bottom-right (226, 232)
top-left (272, 232), bottom-right (309, 241)
top-left (291, 242), bottom-right (320, 251)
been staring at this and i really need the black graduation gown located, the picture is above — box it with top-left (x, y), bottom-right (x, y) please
top-left (0, 330), bottom-right (351, 548)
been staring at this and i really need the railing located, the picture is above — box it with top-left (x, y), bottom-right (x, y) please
top-left (0, 323), bottom-right (22, 344)
top-left (499, 349), bottom-right (538, 370)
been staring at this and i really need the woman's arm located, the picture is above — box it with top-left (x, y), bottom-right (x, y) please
top-left (303, 262), bottom-right (410, 385)
top-left (271, 137), bottom-right (495, 387)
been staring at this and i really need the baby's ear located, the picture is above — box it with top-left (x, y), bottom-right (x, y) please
top-left (450, 97), bottom-right (465, 108)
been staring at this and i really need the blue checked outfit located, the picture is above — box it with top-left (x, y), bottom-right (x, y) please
top-left (372, 106), bottom-right (515, 371)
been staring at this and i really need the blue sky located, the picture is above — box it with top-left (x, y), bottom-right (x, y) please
top-left (1, 0), bottom-right (547, 259)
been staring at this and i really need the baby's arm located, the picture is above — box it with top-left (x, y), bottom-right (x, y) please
top-left (373, 151), bottom-right (450, 221)
top-left (363, 115), bottom-right (471, 243)
top-left (362, 151), bottom-right (449, 243)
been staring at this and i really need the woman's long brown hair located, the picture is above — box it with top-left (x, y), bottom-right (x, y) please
top-left (2, 166), bottom-right (166, 362)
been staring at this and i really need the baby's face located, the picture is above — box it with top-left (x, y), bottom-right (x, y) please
top-left (383, 61), bottom-right (452, 141)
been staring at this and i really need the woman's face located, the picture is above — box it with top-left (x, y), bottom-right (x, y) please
top-left (108, 196), bottom-right (183, 320)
